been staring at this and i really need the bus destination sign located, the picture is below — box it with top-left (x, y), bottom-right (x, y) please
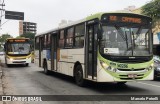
top-left (8, 39), bottom-right (28, 42)
top-left (109, 16), bottom-right (141, 24)
top-left (101, 14), bottom-right (151, 24)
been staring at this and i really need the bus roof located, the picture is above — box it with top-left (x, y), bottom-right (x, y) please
top-left (35, 28), bottom-right (59, 37)
top-left (35, 12), bottom-right (151, 37)
top-left (86, 12), bottom-right (151, 20)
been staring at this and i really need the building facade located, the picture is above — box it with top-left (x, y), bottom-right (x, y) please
top-left (19, 21), bottom-right (37, 35)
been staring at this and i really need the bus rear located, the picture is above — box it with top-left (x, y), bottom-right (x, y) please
top-left (4, 38), bottom-right (32, 66)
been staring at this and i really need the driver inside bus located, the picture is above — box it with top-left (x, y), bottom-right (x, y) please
top-left (19, 47), bottom-right (25, 53)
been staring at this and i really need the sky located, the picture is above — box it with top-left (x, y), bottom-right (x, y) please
top-left (0, 0), bottom-right (151, 37)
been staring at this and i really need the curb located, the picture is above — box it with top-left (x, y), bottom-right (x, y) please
top-left (0, 60), bottom-right (3, 95)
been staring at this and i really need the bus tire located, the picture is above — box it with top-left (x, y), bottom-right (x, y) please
top-left (75, 65), bottom-right (85, 87)
top-left (25, 63), bottom-right (29, 67)
top-left (43, 61), bottom-right (49, 75)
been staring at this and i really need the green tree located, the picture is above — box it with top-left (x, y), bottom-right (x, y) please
top-left (142, 0), bottom-right (160, 33)
top-left (20, 32), bottom-right (35, 39)
top-left (142, 0), bottom-right (160, 20)
top-left (0, 33), bottom-right (13, 43)
top-left (0, 34), bottom-right (13, 51)
top-left (19, 32), bottom-right (35, 46)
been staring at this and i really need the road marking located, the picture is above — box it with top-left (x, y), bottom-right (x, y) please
top-left (137, 82), bottom-right (160, 88)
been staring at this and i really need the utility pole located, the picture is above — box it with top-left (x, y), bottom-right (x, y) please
top-left (0, 0), bottom-right (5, 29)
top-left (0, 0), bottom-right (24, 36)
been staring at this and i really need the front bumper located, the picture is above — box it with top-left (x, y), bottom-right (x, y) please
top-left (6, 57), bottom-right (31, 64)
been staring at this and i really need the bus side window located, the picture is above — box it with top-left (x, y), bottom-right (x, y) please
top-left (44, 35), bottom-right (47, 49)
top-left (44, 34), bottom-right (51, 49)
top-left (59, 30), bottom-right (65, 48)
top-left (41, 36), bottom-right (44, 50)
top-left (35, 37), bottom-right (39, 50)
top-left (65, 27), bottom-right (74, 48)
top-left (74, 23), bottom-right (85, 48)
top-left (47, 34), bottom-right (51, 48)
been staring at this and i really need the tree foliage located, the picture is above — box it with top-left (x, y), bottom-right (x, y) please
top-left (142, 0), bottom-right (160, 33)
top-left (0, 34), bottom-right (13, 51)
top-left (142, 0), bottom-right (160, 20)
top-left (18, 32), bottom-right (35, 46)
top-left (20, 32), bottom-right (35, 39)
top-left (0, 34), bottom-right (13, 43)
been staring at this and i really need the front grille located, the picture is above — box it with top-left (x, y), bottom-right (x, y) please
top-left (118, 74), bottom-right (144, 80)
top-left (120, 77), bottom-right (143, 80)
top-left (13, 61), bottom-right (26, 63)
top-left (14, 58), bottom-right (26, 60)
top-left (119, 74), bottom-right (144, 77)
top-left (118, 68), bottom-right (145, 71)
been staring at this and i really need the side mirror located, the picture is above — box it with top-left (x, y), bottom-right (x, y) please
top-left (97, 29), bottom-right (102, 39)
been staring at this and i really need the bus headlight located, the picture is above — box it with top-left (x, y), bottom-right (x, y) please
top-left (9, 58), bottom-right (13, 61)
top-left (145, 66), bottom-right (153, 71)
top-left (100, 61), bottom-right (108, 69)
top-left (151, 63), bottom-right (154, 67)
top-left (100, 61), bottom-right (117, 72)
top-left (108, 66), bottom-right (117, 72)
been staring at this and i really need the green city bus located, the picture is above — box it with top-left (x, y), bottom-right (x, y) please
top-left (35, 12), bottom-right (153, 86)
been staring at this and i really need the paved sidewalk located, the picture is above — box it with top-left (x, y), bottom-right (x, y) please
top-left (0, 60), bottom-right (3, 95)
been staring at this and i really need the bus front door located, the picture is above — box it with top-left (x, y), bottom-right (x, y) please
top-left (86, 24), bottom-right (98, 80)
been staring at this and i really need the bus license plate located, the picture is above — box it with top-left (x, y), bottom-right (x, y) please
top-left (128, 74), bottom-right (137, 78)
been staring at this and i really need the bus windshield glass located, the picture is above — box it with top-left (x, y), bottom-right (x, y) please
top-left (100, 25), bottom-right (152, 56)
top-left (7, 43), bottom-right (31, 55)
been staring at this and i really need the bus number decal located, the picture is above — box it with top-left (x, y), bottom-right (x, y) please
top-left (117, 64), bottom-right (128, 68)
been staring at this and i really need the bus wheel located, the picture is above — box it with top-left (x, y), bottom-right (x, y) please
top-left (43, 61), bottom-right (49, 75)
top-left (75, 65), bottom-right (85, 86)
top-left (25, 63), bottom-right (29, 67)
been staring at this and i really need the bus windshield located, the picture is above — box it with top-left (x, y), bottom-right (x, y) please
top-left (100, 25), bottom-right (152, 56)
top-left (7, 43), bottom-right (31, 55)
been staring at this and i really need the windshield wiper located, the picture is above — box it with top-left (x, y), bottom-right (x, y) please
top-left (124, 31), bottom-right (129, 49)
top-left (136, 26), bottom-right (142, 35)
top-left (134, 26), bottom-right (144, 41)
top-left (114, 25), bottom-right (127, 41)
top-left (115, 25), bottom-right (132, 51)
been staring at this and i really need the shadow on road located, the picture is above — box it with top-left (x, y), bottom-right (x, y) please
top-left (38, 71), bottom-right (148, 95)
top-left (1, 63), bottom-right (31, 68)
top-left (2, 64), bottom-right (152, 95)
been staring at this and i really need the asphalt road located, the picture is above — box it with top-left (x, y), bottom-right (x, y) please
top-left (1, 63), bottom-right (160, 104)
